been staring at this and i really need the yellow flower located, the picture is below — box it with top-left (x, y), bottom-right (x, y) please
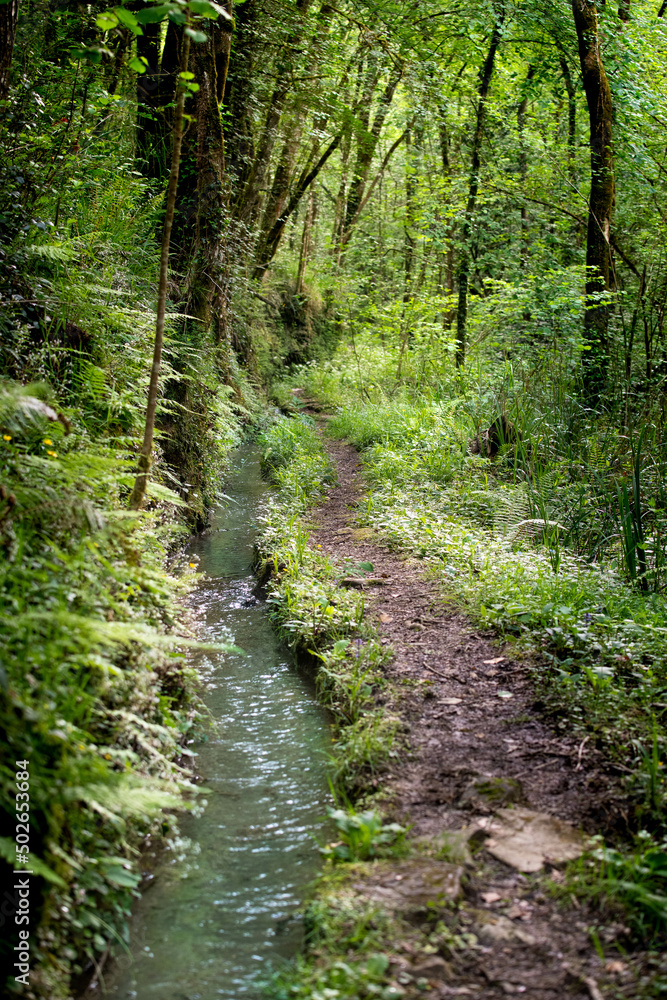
top-left (2, 434), bottom-right (11, 441)
top-left (43, 438), bottom-right (53, 445)
top-left (189, 562), bottom-right (196, 568)
top-left (46, 450), bottom-right (58, 458)
top-left (104, 753), bottom-right (111, 760)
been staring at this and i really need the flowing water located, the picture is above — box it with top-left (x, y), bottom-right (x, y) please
top-left (103, 447), bottom-right (331, 1000)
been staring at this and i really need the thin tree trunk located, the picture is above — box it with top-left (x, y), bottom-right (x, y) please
top-left (558, 52), bottom-right (577, 188)
top-left (129, 33), bottom-right (191, 511)
top-left (403, 126), bottom-right (415, 303)
top-left (438, 108), bottom-right (456, 330)
top-left (339, 64), bottom-right (402, 250)
top-left (337, 127), bottom-right (409, 249)
top-left (572, 0), bottom-right (615, 398)
top-left (455, 9), bottom-right (505, 368)
top-left (296, 187), bottom-right (316, 294)
top-left (517, 66), bottom-right (534, 267)
top-left (0, 0), bottom-right (19, 100)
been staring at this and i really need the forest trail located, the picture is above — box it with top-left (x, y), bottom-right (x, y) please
top-left (307, 420), bottom-right (633, 1000)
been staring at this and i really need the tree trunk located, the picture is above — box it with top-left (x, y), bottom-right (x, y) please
top-left (136, 21), bottom-right (163, 177)
top-left (455, 9), bottom-right (505, 368)
top-left (129, 32), bottom-right (191, 510)
top-left (572, 0), bottom-right (615, 398)
top-left (0, 0), bottom-right (20, 97)
top-left (403, 127), bottom-right (415, 303)
top-left (558, 51), bottom-right (577, 188)
top-left (517, 66), bottom-right (534, 268)
top-left (296, 187), bottom-right (316, 294)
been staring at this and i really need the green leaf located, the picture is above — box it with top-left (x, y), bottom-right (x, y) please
top-left (113, 6), bottom-right (143, 33)
top-left (178, 70), bottom-right (196, 79)
top-left (96, 12), bottom-right (119, 29)
top-left (184, 26), bottom-right (207, 41)
top-left (135, 4), bottom-right (173, 23)
top-left (366, 954), bottom-right (389, 978)
top-left (188, 0), bottom-right (233, 18)
top-left (128, 55), bottom-right (148, 73)
top-left (0, 839), bottom-right (68, 887)
top-left (102, 865), bottom-right (141, 888)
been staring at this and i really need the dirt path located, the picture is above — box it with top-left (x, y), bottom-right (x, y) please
top-left (308, 433), bottom-right (637, 1000)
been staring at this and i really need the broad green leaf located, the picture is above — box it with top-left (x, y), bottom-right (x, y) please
top-left (96, 12), bottom-right (119, 29)
top-left (135, 4), bottom-right (173, 23)
top-left (113, 6), bottom-right (143, 33)
top-left (184, 26), bottom-right (207, 41)
top-left (188, 0), bottom-right (233, 18)
top-left (128, 55), bottom-right (148, 73)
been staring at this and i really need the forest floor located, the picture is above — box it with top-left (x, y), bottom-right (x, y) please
top-left (305, 419), bottom-right (644, 1000)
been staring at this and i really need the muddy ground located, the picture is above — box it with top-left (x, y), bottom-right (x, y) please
top-left (306, 430), bottom-right (650, 1000)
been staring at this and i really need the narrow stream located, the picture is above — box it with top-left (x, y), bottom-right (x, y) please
top-left (103, 446), bottom-right (331, 1000)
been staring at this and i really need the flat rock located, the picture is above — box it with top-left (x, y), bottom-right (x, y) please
top-left (481, 807), bottom-right (584, 872)
top-left (410, 955), bottom-right (452, 982)
top-left (472, 911), bottom-right (537, 947)
top-left (352, 859), bottom-right (463, 915)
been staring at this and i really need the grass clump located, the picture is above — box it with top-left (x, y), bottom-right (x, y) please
top-left (560, 832), bottom-right (667, 944)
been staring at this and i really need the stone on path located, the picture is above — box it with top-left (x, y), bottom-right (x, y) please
top-left (353, 859), bottom-right (463, 915)
top-left (480, 807), bottom-right (584, 872)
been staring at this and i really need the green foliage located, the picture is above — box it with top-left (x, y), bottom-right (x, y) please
top-left (563, 832), bottom-right (667, 943)
top-left (321, 808), bottom-right (406, 863)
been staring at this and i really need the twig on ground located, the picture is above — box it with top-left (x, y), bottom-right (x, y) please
top-left (583, 975), bottom-right (605, 1000)
top-left (575, 735), bottom-right (590, 771)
